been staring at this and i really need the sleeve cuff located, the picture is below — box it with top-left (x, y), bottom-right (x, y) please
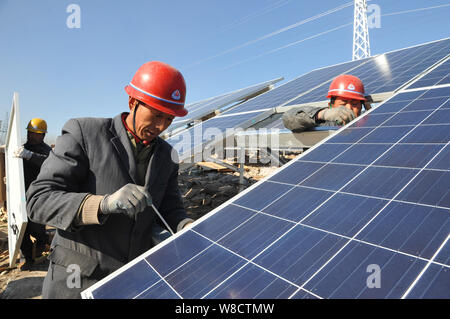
top-left (80, 195), bottom-right (104, 225)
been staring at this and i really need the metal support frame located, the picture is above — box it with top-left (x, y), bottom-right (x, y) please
top-left (353, 0), bottom-right (371, 61)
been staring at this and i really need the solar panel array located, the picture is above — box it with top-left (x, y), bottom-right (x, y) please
top-left (166, 111), bottom-right (267, 162)
top-left (166, 39), bottom-right (450, 164)
top-left (221, 57), bottom-right (370, 116)
top-left (82, 38), bottom-right (450, 299)
top-left (170, 77), bottom-right (283, 129)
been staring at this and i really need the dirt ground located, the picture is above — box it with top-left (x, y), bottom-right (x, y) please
top-left (0, 153), bottom-right (298, 299)
top-left (0, 207), bottom-right (51, 299)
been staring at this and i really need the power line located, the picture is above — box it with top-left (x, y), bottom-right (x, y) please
top-left (185, 1), bottom-right (354, 69)
top-left (217, 0), bottom-right (292, 34)
top-left (216, 22), bottom-right (352, 72)
top-left (213, 3), bottom-right (450, 72)
top-left (382, 3), bottom-right (450, 17)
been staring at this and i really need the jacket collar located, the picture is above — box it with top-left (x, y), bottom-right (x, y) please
top-left (109, 113), bottom-right (162, 188)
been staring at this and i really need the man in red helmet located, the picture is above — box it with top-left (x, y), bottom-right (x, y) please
top-left (26, 61), bottom-right (194, 298)
top-left (283, 74), bottom-right (371, 132)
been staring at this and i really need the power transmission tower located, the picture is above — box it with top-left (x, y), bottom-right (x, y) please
top-left (353, 0), bottom-right (371, 60)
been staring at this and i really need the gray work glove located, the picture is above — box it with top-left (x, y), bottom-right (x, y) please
top-left (100, 183), bottom-right (152, 218)
top-left (321, 106), bottom-right (356, 125)
top-left (13, 146), bottom-right (33, 160)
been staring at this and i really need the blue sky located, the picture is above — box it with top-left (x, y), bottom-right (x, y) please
top-left (0, 0), bottom-right (449, 142)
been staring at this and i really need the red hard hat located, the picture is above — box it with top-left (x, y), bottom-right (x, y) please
top-left (125, 61), bottom-right (188, 117)
top-left (327, 74), bottom-right (366, 101)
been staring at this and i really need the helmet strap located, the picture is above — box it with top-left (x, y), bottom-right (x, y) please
top-left (132, 103), bottom-right (138, 136)
top-left (131, 103), bottom-right (149, 146)
top-left (329, 97), bottom-right (336, 108)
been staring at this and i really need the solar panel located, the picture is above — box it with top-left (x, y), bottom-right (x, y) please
top-left (169, 77), bottom-right (283, 131)
top-left (287, 38), bottom-right (450, 105)
top-left (166, 39), bottom-right (450, 164)
top-left (165, 111), bottom-right (267, 163)
top-left (82, 84), bottom-right (450, 299)
top-left (221, 58), bottom-right (371, 116)
top-left (406, 57), bottom-right (450, 90)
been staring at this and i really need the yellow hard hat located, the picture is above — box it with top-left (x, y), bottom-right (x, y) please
top-left (27, 118), bottom-right (47, 134)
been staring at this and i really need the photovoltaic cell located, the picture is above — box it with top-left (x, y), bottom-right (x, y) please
top-left (301, 194), bottom-right (388, 237)
top-left (91, 260), bottom-right (165, 299)
top-left (405, 264), bottom-right (450, 299)
top-left (396, 170), bottom-right (450, 208)
top-left (205, 263), bottom-right (298, 299)
top-left (303, 241), bottom-right (426, 299)
top-left (332, 143), bottom-right (392, 165)
top-left (356, 202), bottom-right (449, 260)
top-left (373, 144), bottom-right (443, 168)
top-left (82, 43), bottom-right (450, 299)
top-left (427, 145), bottom-right (450, 170)
top-left (406, 58), bottom-right (450, 89)
top-left (262, 186), bottom-right (334, 223)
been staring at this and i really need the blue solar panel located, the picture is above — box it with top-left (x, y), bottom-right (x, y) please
top-left (302, 240), bottom-right (426, 298)
top-left (287, 38), bottom-right (450, 105)
top-left (221, 58), bottom-right (370, 115)
top-left (406, 58), bottom-right (450, 90)
top-left (405, 263), bottom-right (449, 299)
top-left (171, 78), bottom-right (283, 128)
top-left (82, 84), bottom-right (450, 299)
top-left (190, 39), bottom-right (449, 122)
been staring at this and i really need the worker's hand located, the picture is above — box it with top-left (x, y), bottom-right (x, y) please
top-left (100, 184), bottom-right (152, 218)
top-left (320, 106), bottom-right (356, 125)
top-left (13, 146), bottom-right (33, 160)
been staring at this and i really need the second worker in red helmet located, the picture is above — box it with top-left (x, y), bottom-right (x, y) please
top-left (26, 61), bottom-right (194, 298)
top-left (283, 74), bottom-right (372, 132)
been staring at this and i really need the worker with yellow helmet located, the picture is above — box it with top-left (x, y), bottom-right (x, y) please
top-left (13, 118), bottom-right (52, 271)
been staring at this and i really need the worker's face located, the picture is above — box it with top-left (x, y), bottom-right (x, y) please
top-left (27, 131), bottom-right (45, 145)
top-left (132, 101), bottom-right (174, 142)
top-left (332, 97), bottom-right (363, 116)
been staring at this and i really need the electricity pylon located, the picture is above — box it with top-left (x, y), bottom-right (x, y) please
top-left (353, 0), bottom-right (371, 60)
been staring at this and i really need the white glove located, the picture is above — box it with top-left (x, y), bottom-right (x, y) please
top-left (13, 146), bottom-right (33, 160)
top-left (321, 106), bottom-right (356, 125)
